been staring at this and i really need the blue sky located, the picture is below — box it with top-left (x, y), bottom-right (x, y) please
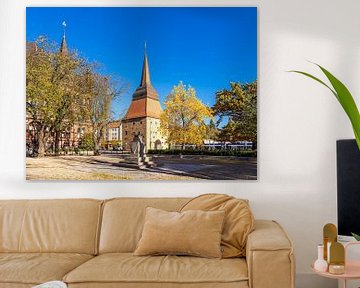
top-left (26, 7), bottom-right (257, 120)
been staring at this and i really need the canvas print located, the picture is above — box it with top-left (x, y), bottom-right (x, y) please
top-left (26, 7), bottom-right (257, 180)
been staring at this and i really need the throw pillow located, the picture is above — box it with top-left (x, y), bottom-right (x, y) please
top-left (181, 193), bottom-right (254, 258)
top-left (134, 207), bottom-right (225, 258)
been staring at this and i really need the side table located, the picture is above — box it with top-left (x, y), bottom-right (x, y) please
top-left (311, 242), bottom-right (360, 288)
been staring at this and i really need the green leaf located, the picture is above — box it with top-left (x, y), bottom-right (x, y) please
top-left (351, 232), bottom-right (360, 241)
top-left (289, 64), bottom-right (360, 150)
top-left (288, 70), bottom-right (337, 98)
top-left (316, 64), bottom-right (360, 150)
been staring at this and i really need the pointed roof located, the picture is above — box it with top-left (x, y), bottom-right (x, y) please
top-left (132, 49), bottom-right (159, 101)
top-left (123, 97), bottom-right (163, 120)
top-left (123, 49), bottom-right (162, 121)
top-left (140, 53), bottom-right (151, 86)
top-left (60, 34), bottom-right (68, 54)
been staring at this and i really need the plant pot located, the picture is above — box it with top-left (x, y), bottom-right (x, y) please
top-left (337, 139), bottom-right (360, 238)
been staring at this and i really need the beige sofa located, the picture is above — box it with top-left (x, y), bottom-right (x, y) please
top-left (0, 198), bottom-right (295, 288)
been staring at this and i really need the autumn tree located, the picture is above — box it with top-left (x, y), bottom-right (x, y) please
top-left (217, 119), bottom-right (236, 143)
top-left (26, 36), bottom-right (125, 157)
top-left (160, 82), bottom-right (213, 148)
top-left (27, 36), bottom-right (87, 156)
top-left (205, 119), bottom-right (219, 141)
top-left (213, 81), bottom-right (257, 145)
top-left (51, 49), bottom-right (89, 155)
top-left (26, 37), bottom-right (59, 157)
top-left (81, 74), bottom-right (123, 155)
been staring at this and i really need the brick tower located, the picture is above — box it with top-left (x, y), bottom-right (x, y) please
top-left (122, 50), bottom-right (166, 151)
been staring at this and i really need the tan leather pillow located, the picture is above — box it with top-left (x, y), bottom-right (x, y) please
top-left (181, 194), bottom-right (254, 258)
top-left (134, 207), bottom-right (225, 258)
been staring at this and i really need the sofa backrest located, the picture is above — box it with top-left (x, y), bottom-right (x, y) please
top-left (0, 199), bottom-right (102, 255)
top-left (99, 197), bottom-right (190, 253)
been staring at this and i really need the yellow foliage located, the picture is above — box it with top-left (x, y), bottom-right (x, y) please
top-left (160, 82), bottom-right (213, 147)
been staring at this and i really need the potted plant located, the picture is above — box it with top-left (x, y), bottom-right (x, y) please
top-left (352, 233), bottom-right (360, 241)
top-left (290, 63), bottom-right (360, 149)
top-left (291, 63), bottom-right (360, 240)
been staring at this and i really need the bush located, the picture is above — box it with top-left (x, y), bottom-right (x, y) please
top-left (147, 149), bottom-right (257, 158)
top-left (79, 132), bottom-right (95, 151)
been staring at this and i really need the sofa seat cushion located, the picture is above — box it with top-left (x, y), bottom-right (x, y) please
top-left (0, 253), bottom-right (93, 285)
top-left (64, 253), bottom-right (248, 286)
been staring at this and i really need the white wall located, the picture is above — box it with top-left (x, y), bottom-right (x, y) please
top-left (0, 0), bottom-right (359, 287)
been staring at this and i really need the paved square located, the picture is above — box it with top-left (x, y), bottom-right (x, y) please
top-left (26, 154), bottom-right (257, 181)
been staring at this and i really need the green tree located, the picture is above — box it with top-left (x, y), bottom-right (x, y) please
top-left (26, 37), bottom-right (58, 157)
top-left (218, 119), bottom-right (236, 143)
top-left (51, 49), bottom-right (89, 155)
top-left (205, 119), bottom-right (219, 141)
top-left (80, 132), bottom-right (95, 151)
top-left (160, 82), bottom-right (213, 148)
top-left (213, 81), bottom-right (257, 144)
top-left (27, 36), bottom-right (88, 156)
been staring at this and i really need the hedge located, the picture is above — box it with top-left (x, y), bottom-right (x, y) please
top-left (147, 149), bottom-right (257, 158)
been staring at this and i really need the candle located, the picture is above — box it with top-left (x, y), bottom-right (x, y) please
top-left (328, 264), bottom-right (345, 275)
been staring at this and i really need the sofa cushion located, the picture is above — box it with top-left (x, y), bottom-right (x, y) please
top-left (181, 194), bottom-right (254, 258)
top-left (0, 253), bottom-right (93, 285)
top-left (99, 198), bottom-right (190, 253)
top-left (134, 207), bottom-right (225, 258)
top-left (0, 199), bottom-right (103, 254)
top-left (63, 253), bottom-right (248, 285)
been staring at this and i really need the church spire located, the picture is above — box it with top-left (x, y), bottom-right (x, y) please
top-left (60, 21), bottom-right (68, 54)
top-left (123, 43), bottom-right (161, 121)
top-left (140, 42), bottom-right (151, 86)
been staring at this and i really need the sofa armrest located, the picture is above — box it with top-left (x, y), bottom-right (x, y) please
top-left (246, 220), bottom-right (295, 288)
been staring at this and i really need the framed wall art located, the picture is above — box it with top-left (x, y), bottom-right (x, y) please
top-left (26, 7), bottom-right (257, 180)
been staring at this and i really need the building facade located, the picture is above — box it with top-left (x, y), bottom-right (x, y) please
top-left (122, 52), bottom-right (166, 151)
top-left (104, 120), bottom-right (122, 149)
top-left (106, 120), bottom-right (122, 142)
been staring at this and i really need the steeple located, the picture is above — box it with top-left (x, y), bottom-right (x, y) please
top-left (140, 43), bottom-right (151, 86)
top-left (121, 43), bottom-right (166, 151)
top-left (60, 35), bottom-right (68, 54)
top-left (60, 21), bottom-right (68, 54)
top-left (122, 44), bottom-right (162, 121)
top-left (130, 43), bottom-right (158, 101)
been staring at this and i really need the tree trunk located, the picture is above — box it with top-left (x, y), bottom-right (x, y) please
top-left (55, 131), bottom-right (60, 156)
top-left (37, 128), bottom-right (46, 157)
top-left (94, 127), bottom-right (103, 156)
top-left (93, 131), bottom-right (100, 156)
top-left (94, 142), bottom-right (100, 155)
